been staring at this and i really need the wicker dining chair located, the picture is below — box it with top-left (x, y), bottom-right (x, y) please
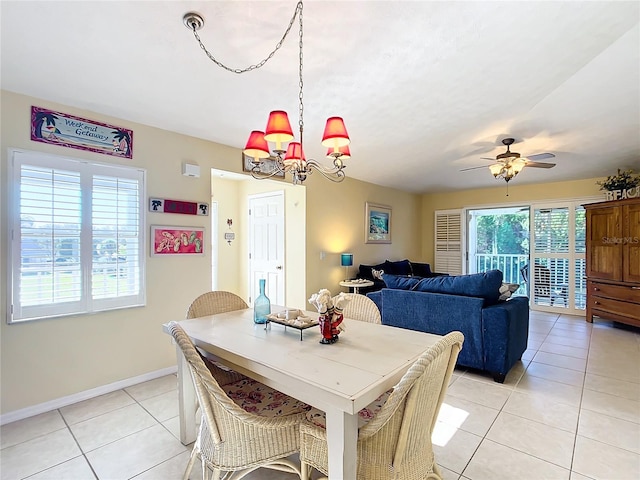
top-left (300, 331), bottom-right (464, 480)
top-left (187, 291), bottom-right (248, 318)
top-left (332, 293), bottom-right (381, 324)
top-left (186, 291), bottom-right (249, 386)
top-left (168, 321), bottom-right (310, 480)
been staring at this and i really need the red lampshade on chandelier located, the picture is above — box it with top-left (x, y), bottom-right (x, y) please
top-left (184, 1), bottom-right (351, 184)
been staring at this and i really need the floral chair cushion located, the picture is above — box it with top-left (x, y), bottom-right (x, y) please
top-left (223, 378), bottom-right (311, 417)
top-left (305, 389), bottom-right (392, 430)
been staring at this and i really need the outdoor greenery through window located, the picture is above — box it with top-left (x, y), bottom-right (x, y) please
top-left (8, 149), bottom-right (146, 323)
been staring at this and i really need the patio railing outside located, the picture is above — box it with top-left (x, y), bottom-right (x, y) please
top-left (475, 253), bottom-right (528, 295)
top-left (474, 253), bottom-right (586, 309)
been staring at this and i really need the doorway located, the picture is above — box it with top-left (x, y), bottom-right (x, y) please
top-left (248, 192), bottom-right (285, 306)
top-left (467, 206), bottom-right (530, 295)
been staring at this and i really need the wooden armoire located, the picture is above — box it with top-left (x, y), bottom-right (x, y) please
top-left (584, 197), bottom-right (640, 327)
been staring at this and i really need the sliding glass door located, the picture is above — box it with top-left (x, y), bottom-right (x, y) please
top-left (466, 201), bottom-right (591, 315)
top-left (467, 206), bottom-right (530, 295)
top-left (530, 203), bottom-right (586, 315)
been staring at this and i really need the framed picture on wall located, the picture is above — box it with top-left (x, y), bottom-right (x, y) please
top-left (365, 202), bottom-right (392, 244)
top-left (151, 226), bottom-right (204, 256)
top-left (242, 153), bottom-right (285, 178)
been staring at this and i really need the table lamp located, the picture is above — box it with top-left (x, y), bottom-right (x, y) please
top-left (341, 253), bottom-right (353, 280)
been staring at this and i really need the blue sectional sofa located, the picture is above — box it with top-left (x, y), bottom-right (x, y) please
top-left (367, 270), bottom-right (529, 382)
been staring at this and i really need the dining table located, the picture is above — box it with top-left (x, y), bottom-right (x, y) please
top-left (163, 306), bottom-right (443, 480)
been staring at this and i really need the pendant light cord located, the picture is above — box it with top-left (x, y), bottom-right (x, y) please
top-left (188, 1), bottom-right (303, 74)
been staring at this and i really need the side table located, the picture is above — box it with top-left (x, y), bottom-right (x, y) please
top-left (339, 280), bottom-right (374, 294)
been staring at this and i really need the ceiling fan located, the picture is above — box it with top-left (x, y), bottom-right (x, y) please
top-left (461, 138), bottom-right (556, 183)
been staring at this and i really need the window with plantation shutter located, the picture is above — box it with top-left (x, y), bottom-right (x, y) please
top-left (8, 149), bottom-right (146, 323)
top-left (434, 210), bottom-right (463, 275)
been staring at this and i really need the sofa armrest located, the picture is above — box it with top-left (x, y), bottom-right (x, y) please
top-left (481, 296), bottom-right (529, 377)
top-left (377, 289), bottom-right (485, 369)
top-left (366, 291), bottom-right (383, 312)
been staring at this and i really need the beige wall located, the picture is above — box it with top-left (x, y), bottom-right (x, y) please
top-left (420, 179), bottom-right (606, 264)
top-left (304, 174), bottom-right (423, 297)
top-left (0, 91), bottom-right (249, 413)
top-left (0, 90), bottom-right (422, 415)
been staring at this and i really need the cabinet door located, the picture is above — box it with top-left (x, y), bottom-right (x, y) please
top-left (623, 203), bottom-right (640, 283)
top-left (586, 205), bottom-right (622, 281)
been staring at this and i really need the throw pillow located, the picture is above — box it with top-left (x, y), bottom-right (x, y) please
top-left (383, 259), bottom-right (413, 276)
top-left (411, 262), bottom-right (432, 277)
top-left (358, 262), bottom-right (387, 281)
top-left (372, 268), bottom-right (385, 280)
top-left (498, 282), bottom-right (520, 301)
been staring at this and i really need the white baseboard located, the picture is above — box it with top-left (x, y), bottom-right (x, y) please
top-left (0, 366), bottom-right (178, 426)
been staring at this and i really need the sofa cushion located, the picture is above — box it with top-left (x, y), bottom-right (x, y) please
top-left (412, 270), bottom-right (504, 304)
top-left (383, 259), bottom-right (413, 276)
top-left (381, 273), bottom-right (422, 290)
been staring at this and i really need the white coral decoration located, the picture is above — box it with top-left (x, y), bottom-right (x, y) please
top-left (308, 288), bottom-right (334, 314)
top-left (332, 292), bottom-right (351, 312)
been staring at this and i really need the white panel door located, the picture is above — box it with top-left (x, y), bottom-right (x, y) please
top-left (249, 192), bottom-right (285, 306)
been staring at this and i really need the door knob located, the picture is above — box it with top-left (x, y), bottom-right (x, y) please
top-left (276, 265), bottom-right (283, 270)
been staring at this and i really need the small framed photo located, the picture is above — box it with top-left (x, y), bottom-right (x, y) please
top-left (151, 226), bottom-right (204, 256)
top-left (365, 202), bottom-right (392, 244)
top-left (242, 153), bottom-right (285, 178)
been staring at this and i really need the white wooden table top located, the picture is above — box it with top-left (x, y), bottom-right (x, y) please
top-left (167, 306), bottom-right (442, 414)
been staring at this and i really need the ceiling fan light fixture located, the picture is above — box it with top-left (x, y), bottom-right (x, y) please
top-left (489, 163), bottom-right (504, 178)
top-left (511, 158), bottom-right (526, 173)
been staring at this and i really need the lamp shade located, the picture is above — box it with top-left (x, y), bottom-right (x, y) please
top-left (321, 117), bottom-right (350, 148)
top-left (243, 131), bottom-right (270, 160)
top-left (511, 158), bottom-right (526, 174)
top-left (264, 110), bottom-right (294, 146)
top-left (489, 163), bottom-right (504, 177)
top-left (284, 142), bottom-right (305, 163)
top-left (341, 253), bottom-right (353, 267)
top-left (327, 144), bottom-right (351, 160)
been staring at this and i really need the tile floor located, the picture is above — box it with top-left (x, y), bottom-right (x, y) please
top-left (1, 311), bottom-right (639, 480)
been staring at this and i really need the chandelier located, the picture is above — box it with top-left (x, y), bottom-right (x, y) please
top-left (183, 1), bottom-right (351, 184)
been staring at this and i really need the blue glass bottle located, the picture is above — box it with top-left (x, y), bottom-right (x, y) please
top-left (254, 278), bottom-right (271, 324)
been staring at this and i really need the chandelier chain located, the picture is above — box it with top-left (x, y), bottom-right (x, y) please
top-left (298, 2), bottom-right (304, 146)
top-left (190, 1), bottom-right (302, 74)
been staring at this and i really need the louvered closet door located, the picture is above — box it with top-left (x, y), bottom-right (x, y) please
top-left (435, 210), bottom-right (463, 275)
top-left (531, 203), bottom-right (586, 314)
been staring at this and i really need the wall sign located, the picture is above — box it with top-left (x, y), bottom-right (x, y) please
top-left (31, 106), bottom-right (133, 159)
top-left (604, 186), bottom-right (640, 201)
top-left (149, 198), bottom-right (209, 216)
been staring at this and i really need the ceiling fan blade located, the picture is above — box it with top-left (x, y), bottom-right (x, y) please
top-left (526, 152), bottom-right (555, 161)
top-left (525, 161), bottom-right (556, 168)
top-left (460, 165), bottom-right (492, 172)
top-left (480, 157), bottom-right (495, 161)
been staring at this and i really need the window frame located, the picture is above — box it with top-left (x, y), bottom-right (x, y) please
top-left (7, 148), bottom-right (147, 323)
